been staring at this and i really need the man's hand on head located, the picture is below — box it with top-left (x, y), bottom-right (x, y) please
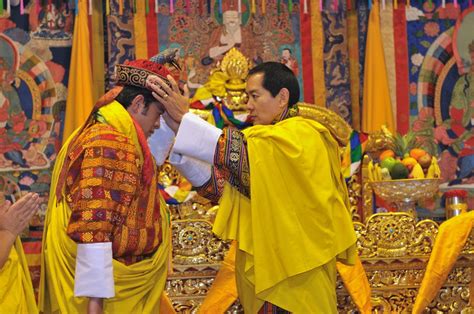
top-left (146, 75), bottom-right (190, 123)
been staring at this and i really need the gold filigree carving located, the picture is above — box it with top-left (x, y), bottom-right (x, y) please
top-left (428, 287), bottom-right (470, 312)
top-left (354, 212), bottom-right (439, 258)
top-left (220, 48), bottom-right (250, 90)
top-left (218, 48), bottom-right (250, 111)
top-left (364, 126), bottom-right (394, 160)
top-left (159, 161), bottom-right (183, 187)
top-left (171, 220), bottom-right (231, 265)
top-left (297, 102), bottom-right (352, 147)
top-left (347, 174), bottom-right (362, 222)
top-left (361, 155), bottom-right (374, 223)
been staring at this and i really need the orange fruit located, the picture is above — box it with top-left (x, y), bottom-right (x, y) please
top-left (401, 157), bottom-right (418, 170)
top-left (409, 148), bottom-right (427, 161)
top-left (379, 149), bottom-right (395, 161)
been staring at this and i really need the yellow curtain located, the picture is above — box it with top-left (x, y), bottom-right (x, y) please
top-left (347, 10), bottom-right (361, 131)
top-left (310, 0), bottom-right (326, 107)
top-left (413, 212), bottom-right (474, 313)
top-left (62, 0), bottom-right (94, 144)
top-left (91, 0), bottom-right (105, 101)
top-left (379, 1), bottom-right (397, 121)
top-left (133, 0), bottom-right (148, 59)
top-left (361, 1), bottom-right (395, 133)
top-left (0, 238), bottom-right (38, 314)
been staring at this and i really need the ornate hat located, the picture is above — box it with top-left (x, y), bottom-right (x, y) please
top-left (114, 59), bottom-right (172, 88)
top-left (114, 48), bottom-right (183, 88)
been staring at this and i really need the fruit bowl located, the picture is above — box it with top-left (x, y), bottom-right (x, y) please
top-left (370, 178), bottom-right (440, 216)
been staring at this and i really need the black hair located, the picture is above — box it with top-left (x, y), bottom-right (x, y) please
top-left (248, 62), bottom-right (300, 106)
top-left (282, 47), bottom-right (292, 54)
top-left (115, 85), bottom-right (157, 111)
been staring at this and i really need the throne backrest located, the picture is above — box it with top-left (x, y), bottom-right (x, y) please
top-left (297, 102), bottom-right (352, 148)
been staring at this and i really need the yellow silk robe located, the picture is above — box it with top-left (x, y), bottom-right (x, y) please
top-left (213, 117), bottom-right (357, 313)
top-left (0, 238), bottom-right (38, 313)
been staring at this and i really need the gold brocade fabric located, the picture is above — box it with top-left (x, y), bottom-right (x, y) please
top-left (213, 117), bottom-right (357, 313)
top-left (0, 238), bottom-right (38, 314)
top-left (39, 101), bottom-right (172, 313)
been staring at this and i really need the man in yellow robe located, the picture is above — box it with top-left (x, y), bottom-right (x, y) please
top-left (39, 58), bottom-right (180, 313)
top-left (148, 62), bottom-right (357, 313)
top-left (0, 192), bottom-right (40, 313)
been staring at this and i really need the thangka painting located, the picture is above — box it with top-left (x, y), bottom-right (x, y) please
top-left (0, 2), bottom-right (71, 234)
top-left (407, 2), bottom-right (473, 204)
top-left (1, 1), bottom-right (72, 292)
top-left (161, 0), bottom-right (303, 97)
top-left (105, 0), bottom-right (305, 98)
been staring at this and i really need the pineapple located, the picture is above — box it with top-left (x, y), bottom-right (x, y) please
top-left (392, 131), bottom-right (417, 158)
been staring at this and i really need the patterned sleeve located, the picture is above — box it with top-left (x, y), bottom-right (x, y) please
top-left (66, 127), bottom-right (139, 243)
top-left (196, 127), bottom-right (251, 201)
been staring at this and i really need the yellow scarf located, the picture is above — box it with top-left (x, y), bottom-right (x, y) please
top-left (0, 238), bottom-right (38, 314)
top-left (213, 116), bottom-right (357, 312)
top-left (39, 101), bottom-right (171, 313)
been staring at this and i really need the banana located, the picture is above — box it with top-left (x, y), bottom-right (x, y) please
top-left (375, 164), bottom-right (383, 181)
top-left (381, 168), bottom-right (392, 180)
top-left (426, 164), bottom-right (435, 178)
top-left (368, 160), bottom-right (375, 182)
top-left (411, 163), bottom-right (425, 179)
top-left (430, 156), bottom-right (441, 178)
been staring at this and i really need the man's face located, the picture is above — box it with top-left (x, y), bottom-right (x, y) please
top-left (130, 99), bottom-right (164, 138)
top-left (223, 11), bottom-right (240, 31)
top-left (282, 49), bottom-right (291, 60)
top-left (245, 73), bottom-right (285, 125)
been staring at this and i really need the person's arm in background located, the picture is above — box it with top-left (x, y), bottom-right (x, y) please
top-left (0, 193), bottom-right (40, 268)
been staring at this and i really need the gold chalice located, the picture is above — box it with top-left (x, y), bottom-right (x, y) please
top-left (370, 178), bottom-right (440, 216)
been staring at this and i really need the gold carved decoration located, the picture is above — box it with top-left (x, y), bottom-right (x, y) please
top-left (361, 155), bottom-right (375, 223)
top-left (171, 220), bottom-right (231, 265)
top-left (220, 48), bottom-right (249, 91)
top-left (347, 174), bottom-right (362, 222)
top-left (354, 212), bottom-right (438, 258)
top-left (219, 48), bottom-right (250, 111)
top-left (297, 102), bottom-right (352, 147)
top-left (159, 161), bottom-right (182, 187)
top-left (364, 125), bottom-right (394, 159)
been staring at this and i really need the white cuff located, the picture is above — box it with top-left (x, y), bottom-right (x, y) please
top-left (74, 242), bottom-right (115, 298)
top-left (169, 152), bottom-right (212, 187)
top-left (148, 118), bottom-right (176, 166)
top-left (173, 113), bottom-right (222, 164)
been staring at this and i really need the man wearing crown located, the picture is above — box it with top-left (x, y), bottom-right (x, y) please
top-left (39, 57), bottom-right (181, 313)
